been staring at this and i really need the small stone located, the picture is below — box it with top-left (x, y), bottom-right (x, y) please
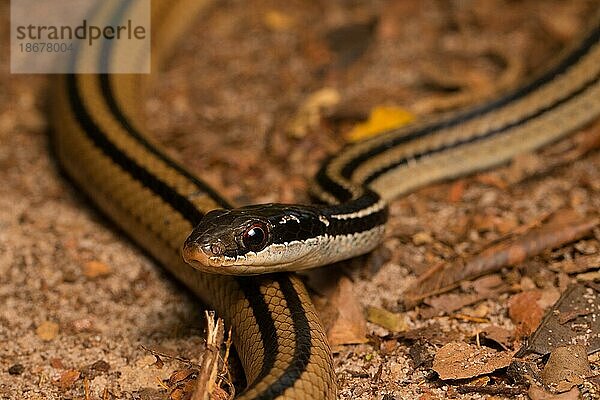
top-left (90, 360), bottom-right (110, 372)
top-left (8, 364), bottom-right (24, 375)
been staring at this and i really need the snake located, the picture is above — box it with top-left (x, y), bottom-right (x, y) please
top-left (49, 0), bottom-right (600, 398)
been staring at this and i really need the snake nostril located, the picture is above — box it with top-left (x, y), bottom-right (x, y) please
top-left (207, 242), bottom-right (224, 256)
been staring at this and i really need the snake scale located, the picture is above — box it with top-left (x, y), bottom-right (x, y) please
top-left (50, 0), bottom-right (600, 398)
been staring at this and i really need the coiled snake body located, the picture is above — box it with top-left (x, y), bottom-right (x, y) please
top-left (50, 1), bottom-right (600, 398)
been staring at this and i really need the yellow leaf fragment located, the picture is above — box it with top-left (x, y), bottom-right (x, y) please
top-left (366, 306), bottom-right (408, 332)
top-left (345, 106), bottom-right (414, 142)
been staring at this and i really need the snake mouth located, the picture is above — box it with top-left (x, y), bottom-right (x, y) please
top-left (183, 241), bottom-right (225, 268)
top-left (182, 238), bottom-right (247, 272)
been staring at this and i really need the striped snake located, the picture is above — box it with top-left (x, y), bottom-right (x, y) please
top-left (50, 0), bottom-right (600, 398)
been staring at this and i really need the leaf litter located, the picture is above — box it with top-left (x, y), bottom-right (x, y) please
top-left (3, 0), bottom-right (600, 399)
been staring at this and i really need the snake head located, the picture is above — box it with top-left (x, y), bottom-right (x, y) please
top-left (182, 204), bottom-right (327, 274)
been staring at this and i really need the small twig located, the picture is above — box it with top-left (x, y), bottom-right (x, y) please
top-left (84, 378), bottom-right (90, 400)
top-left (451, 314), bottom-right (489, 323)
top-left (156, 376), bottom-right (170, 390)
top-left (215, 327), bottom-right (235, 398)
top-left (140, 345), bottom-right (193, 367)
top-left (192, 311), bottom-right (226, 400)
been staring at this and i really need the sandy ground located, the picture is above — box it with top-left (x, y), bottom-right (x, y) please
top-left (1, 1), bottom-right (600, 399)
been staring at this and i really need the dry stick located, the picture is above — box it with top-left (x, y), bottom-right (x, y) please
top-left (141, 345), bottom-right (191, 366)
top-left (403, 210), bottom-right (599, 307)
top-left (192, 311), bottom-right (226, 400)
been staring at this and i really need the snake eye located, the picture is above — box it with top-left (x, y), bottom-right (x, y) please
top-left (242, 223), bottom-right (268, 252)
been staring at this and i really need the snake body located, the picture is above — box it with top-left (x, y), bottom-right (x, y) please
top-left (50, 1), bottom-right (600, 399)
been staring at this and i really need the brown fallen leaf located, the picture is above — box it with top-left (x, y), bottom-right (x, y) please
top-left (516, 284), bottom-right (600, 357)
top-left (168, 368), bottom-right (198, 387)
top-left (171, 380), bottom-right (198, 400)
top-left (36, 321), bottom-right (59, 341)
top-left (366, 306), bottom-right (408, 332)
top-left (403, 210), bottom-right (598, 307)
top-left (508, 291), bottom-right (544, 337)
top-left (81, 360), bottom-right (110, 380)
top-left (528, 385), bottom-right (580, 400)
top-left (541, 345), bottom-right (592, 393)
top-left (433, 342), bottom-right (514, 380)
top-left (481, 326), bottom-right (513, 350)
top-left (469, 274), bottom-right (505, 293)
top-left (325, 18), bottom-right (377, 68)
top-left (425, 292), bottom-right (488, 315)
top-left (327, 276), bottom-right (368, 346)
top-left (54, 369), bottom-right (80, 390)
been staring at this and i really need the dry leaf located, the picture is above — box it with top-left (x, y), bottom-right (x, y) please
top-left (366, 306), bottom-right (408, 332)
top-left (325, 19), bottom-right (377, 67)
top-left (481, 326), bottom-right (513, 350)
top-left (433, 342), bottom-right (514, 380)
top-left (425, 293), bottom-right (486, 315)
top-left (345, 106), bottom-right (414, 142)
top-left (517, 284), bottom-right (600, 357)
top-left (528, 385), bottom-right (580, 400)
top-left (207, 386), bottom-right (231, 400)
top-left (36, 321), bottom-right (59, 341)
top-left (83, 260), bottom-right (112, 278)
top-left (327, 276), bottom-right (368, 346)
top-left (168, 368), bottom-right (198, 386)
top-left (541, 345), bottom-right (592, 392)
top-left (470, 274), bottom-right (504, 293)
top-left (508, 291), bottom-right (544, 336)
